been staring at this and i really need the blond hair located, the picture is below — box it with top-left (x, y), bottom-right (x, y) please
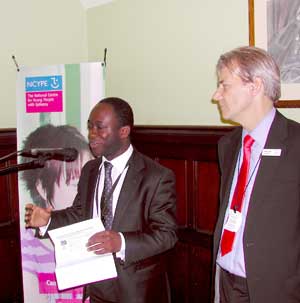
top-left (216, 46), bottom-right (281, 102)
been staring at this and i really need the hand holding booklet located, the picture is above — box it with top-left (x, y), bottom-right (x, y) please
top-left (48, 218), bottom-right (117, 290)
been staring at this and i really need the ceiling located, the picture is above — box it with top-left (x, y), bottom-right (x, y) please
top-left (80, 0), bottom-right (114, 9)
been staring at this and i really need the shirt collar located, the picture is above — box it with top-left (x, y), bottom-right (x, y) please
top-left (102, 144), bottom-right (133, 173)
top-left (243, 107), bottom-right (276, 149)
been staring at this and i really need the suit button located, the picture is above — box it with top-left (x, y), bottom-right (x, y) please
top-left (246, 242), bottom-right (254, 247)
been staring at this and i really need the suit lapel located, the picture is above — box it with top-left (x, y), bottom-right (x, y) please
top-left (214, 128), bottom-right (242, 243)
top-left (221, 131), bottom-right (242, 206)
top-left (86, 158), bottom-right (102, 219)
top-left (112, 150), bottom-right (144, 229)
top-left (246, 111), bottom-right (288, 225)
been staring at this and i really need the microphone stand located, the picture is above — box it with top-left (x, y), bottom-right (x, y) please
top-left (0, 149), bottom-right (30, 163)
top-left (0, 157), bottom-right (46, 176)
top-left (0, 151), bottom-right (19, 163)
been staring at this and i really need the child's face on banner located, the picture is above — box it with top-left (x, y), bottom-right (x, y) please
top-left (52, 175), bottom-right (78, 210)
top-left (39, 150), bottom-right (93, 210)
top-left (52, 150), bottom-right (93, 210)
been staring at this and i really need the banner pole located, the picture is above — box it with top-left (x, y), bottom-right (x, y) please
top-left (12, 55), bottom-right (20, 72)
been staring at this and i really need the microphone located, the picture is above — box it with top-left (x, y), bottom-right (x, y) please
top-left (20, 147), bottom-right (78, 162)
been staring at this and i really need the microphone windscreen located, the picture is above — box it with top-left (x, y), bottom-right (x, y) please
top-left (64, 148), bottom-right (78, 161)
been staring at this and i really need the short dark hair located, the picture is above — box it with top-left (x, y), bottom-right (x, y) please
top-left (21, 124), bottom-right (91, 208)
top-left (99, 97), bottom-right (134, 130)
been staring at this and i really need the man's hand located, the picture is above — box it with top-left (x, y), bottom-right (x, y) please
top-left (86, 230), bottom-right (121, 255)
top-left (24, 203), bottom-right (52, 228)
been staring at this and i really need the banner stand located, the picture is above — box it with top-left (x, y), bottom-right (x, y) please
top-left (16, 62), bottom-right (105, 303)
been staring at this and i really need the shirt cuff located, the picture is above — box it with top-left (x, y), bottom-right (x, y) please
top-left (116, 232), bottom-right (126, 260)
top-left (38, 218), bottom-right (51, 236)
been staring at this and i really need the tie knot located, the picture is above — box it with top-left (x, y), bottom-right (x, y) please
top-left (243, 135), bottom-right (254, 150)
top-left (104, 161), bottom-right (113, 173)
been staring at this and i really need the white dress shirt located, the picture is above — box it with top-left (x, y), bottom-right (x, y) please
top-left (93, 144), bottom-right (133, 260)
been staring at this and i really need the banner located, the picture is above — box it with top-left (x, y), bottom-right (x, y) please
top-left (16, 62), bottom-right (105, 303)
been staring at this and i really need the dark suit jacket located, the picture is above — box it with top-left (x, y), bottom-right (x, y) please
top-left (48, 149), bottom-right (178, 303)
top-left (213, 111), bottom-right (300, 303)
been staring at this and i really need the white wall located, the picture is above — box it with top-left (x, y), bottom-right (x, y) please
top-left (1, 0), bottom-right (299, 127)
top-left (86, 0), bottom-right (300, 125)
top-left (0, 0), bottom-right (87, 128)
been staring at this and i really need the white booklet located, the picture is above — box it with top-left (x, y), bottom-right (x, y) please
top-left (48, 218), bottom-right (117, 290)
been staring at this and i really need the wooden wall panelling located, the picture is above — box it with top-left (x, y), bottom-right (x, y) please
top-left (167, 242), bottom-right (189, 303)
top-left (0, 129), bottom-right (23, 302)
top-left (158, 158), bottom-right (189, 227)
top-left (194, 161), bottom-right (220, 233)
top-left (189, 245), bottom-right (212, 302)
top-left (132, 126), bottom-right (233, 303)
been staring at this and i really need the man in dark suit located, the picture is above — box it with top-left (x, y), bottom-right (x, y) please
top-left (212, 46), bottom-right (300, 303)
top-left (25, 97), bottom-right (178, 303)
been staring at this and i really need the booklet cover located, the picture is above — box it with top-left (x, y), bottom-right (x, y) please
top-left (48, 218), bottom-right (117, 290)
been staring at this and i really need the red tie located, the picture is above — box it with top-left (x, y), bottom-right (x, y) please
top-left (220, 135), bottom-right (255, 256)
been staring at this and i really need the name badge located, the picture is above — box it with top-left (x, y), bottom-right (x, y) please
top-left (262, 149), bottom-right (281, 156)
top-left (224, 209), bottom-right (242, 232)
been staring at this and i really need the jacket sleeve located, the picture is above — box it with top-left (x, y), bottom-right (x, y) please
top-left (123, 167), bottom-right (178, 265)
